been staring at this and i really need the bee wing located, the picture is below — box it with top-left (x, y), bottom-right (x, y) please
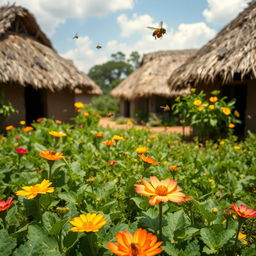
top-left (159, 21), bottom-right (163, 28)
top-left (147, 26), bottom-right (158, 30)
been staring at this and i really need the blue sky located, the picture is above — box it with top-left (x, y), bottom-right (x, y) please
top-left (2, 0), bottom-right (250, 73)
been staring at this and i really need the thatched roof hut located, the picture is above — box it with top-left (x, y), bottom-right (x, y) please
top-left (168, 1), bottom-right (255, 91)
top-left (111, 50), bottom-right (196, 100)
top-left (168, 1), bottom-right (256, 133)
top-left (0, 5), bottom-right (102, 125)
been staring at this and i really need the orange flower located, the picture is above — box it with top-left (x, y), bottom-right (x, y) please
top-left (39, 150), bottom-right (64, 161)
top-left (209, 96), bottom-right (218, 103)
top-left (193, 99), bottom-right (202, 106)
top-left (229, 123), bottom-right (235, 128)
top-left (48, 131), bottom-right (67, 137)
top-left (197, 106), bottom-right (204, 111)
top-left (107, 228), bottom-right (163, 256)
top-left (23, 126), bottom-right (33, 132)
top-left (149, 135), bottom-right (158, 140)
top-left (1, 137), bottom-right (7, 141)
top-left (209, 104), bottom-right (215, 110)
top-left (135, 147), bottom-right (147, 154)
top-left (138, 154), bottom-right (160, 165)
top-left (19, 121), bottom-right (26, 125)
top-left (231, 203), bottom-right (256, 218)
top-left (15, 179), bottom-right (54, 199)
top-left (102, 140), bottom-right (116, 146)
top-left (94, 132), bottom-right (104, 137)
top-left (55, 120), bottom-right (62, 124)
top-left (83, 112), bottom-right (89, 117)
top-left (69, 213), bottom-right (106, 232)
top-left (95, 114), bottom-right (102, 118)
top-left (168, 164), bottom-right (180, 171)
top-left (221, 107), bottom-right (231, 115)
top-left (0, 198), bottom-right (15, 212)
top-left (135, 176), bottom-right (186, 205)
top-left (5, 125), bottom-right (14, 131)
top-left (74, 102), bottom-right (84, 109)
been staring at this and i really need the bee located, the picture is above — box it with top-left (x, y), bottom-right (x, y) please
top-left (73, 33), bottom-right (78, 39)
top-left (160, 105), bottom-right (170, 111)
top-left (147, 21), bottom-right (166, 39)
top-left (96, 44), bottom-right (102, 49)
top-left (131, 243), bottom-right (139, 254)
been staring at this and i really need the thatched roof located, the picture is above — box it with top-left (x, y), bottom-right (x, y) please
top-left (0, 5), bottom-right (102, 94)
top-left (168, 1), bottom-right (256, 91)
top-left (111, 49), bottom-right (196, 100)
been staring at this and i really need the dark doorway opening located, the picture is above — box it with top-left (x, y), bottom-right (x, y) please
top-left (222, 84), bottom-right (247, 136)
top-left (24, 85), bottom-right (46, 124)
top-left (124, 100), bottom-right (130, 117)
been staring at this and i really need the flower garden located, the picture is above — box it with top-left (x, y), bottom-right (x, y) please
top-left (0, 103), bottom-right (256, 256)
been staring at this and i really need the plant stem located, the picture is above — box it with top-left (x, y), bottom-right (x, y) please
top-left (159, 202), bottom-right (163, 241)
top-left (48, 161), bottom-right (54, 180)
top-left (232, 221), bottom-right (243, 256)
top-left (87, 232), bottom-right (97, 256)
top-left (35, 196), bottom-right (42, 224)
top-left (57, 232), bottom-right (63, 253)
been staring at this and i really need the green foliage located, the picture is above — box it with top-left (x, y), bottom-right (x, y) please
top-left (91, 95), bottom-right (119, 115)
top-left (0, 93), bottom-right (16, 124)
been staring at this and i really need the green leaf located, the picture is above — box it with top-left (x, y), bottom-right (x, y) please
top-left (193, 200), bottom-right (217, 223)
top-left (58, 191), bottom-right (77, 204)
top-left (49, 218), bottom-right (68, 235)
top-left (131, 197), bottom-right (148, 210)
top-left (0, 230), bottom-right (16, 256)
top-left (200, 228), bottom-right (217, 253)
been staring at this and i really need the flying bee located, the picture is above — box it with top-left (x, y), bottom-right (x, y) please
top-left (96, 44), bottom-right (102, 49)
top-left (147, 21), bottom-right (166, 39)
top-left (73, 33), bottom-right (78, 39)
top-left (160, 104), bottom-right (170, 111)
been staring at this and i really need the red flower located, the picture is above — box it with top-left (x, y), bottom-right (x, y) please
top-left (15, 148), bottom-right (28, 154)
top-left (231, 203), bottom-right (256, 218)
top-left (107, 161), bottom-right (117, 165)
top-left (0, 198), bottom-right (15, 212)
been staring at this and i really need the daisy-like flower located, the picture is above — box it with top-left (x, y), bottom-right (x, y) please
top-left (48, 131), bottom-right (67, 137)
top-left (74, 102), bottom-right (84, 109)
top-left (102, 140), bottom-right (116, 146)
top-left (149, 135), bottom-right (158, 140)
top-left (135, 147), bottom-right (147, 154)
top-left (5, 125), bottom-right (14, 131)
top-left (39, 150), bottom-right (64, 161)
top-left (229, 123), bottom-right (235, 128)
top-left (168, 164), bottom-right (180, 171)
top-left (221, 107), bottom-right (231, 115)
top-left (209, 104), bottom-right (215, 110)
top-left (112, 135), bottom-right (125, 141)
top-left (197, 106), bottom-right (204, 111)
top-left (190, 88), bottom-right (196, 92)
top-left (231, 203), bottom-right (256, 218)
top-left (83, 112), bottom-right (89, 117)
top-left (15, 179), bottom-right (54, 199)
top-left (94, 132), bottom-right (104, 137)
top-left (107, 161), bottom-right (117, 165)
top-left (193, 99), bottom-right (202, 106)
top-left (138, 154), bottom-right (160, 165)
top-left (209, 96), bottom-right (218, 103)
top-left (0, 198), bottom-right (15, 212)
top-left (107, 228), bottom-right (163, 256)
top-left (19, 121), bottom-right (26, 125)
top-left (69, 213), bottom-right (106, 232)
top-left (135, 176), bottom-right (186, 205)
top-left (23, 126), bottom-right (33, 132)
top-left (55, 120), bottom-right (62, 124)
top-left (15, 148), bottom-right (28, 154)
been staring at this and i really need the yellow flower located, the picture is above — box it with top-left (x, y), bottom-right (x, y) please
top-left (15, 180), bottom-right (54, 199)
top-left (136, 147), bottom-right (148, 154)
top-left (197, 106), bottom-right (204, 111)
top-left (112, 135), bottom-right (125, 141)
top-left (23, 126), bottom-right (33, 132)
top-left (56, 207), bottom-right (70, 215)
top-left (234, 110), bottom-right (240, 118)
top-left (83, 112), bottom-right (89, 117)
top-left (229, 123), bottom-right (235, 128)
top-left (39, 150), bottom-right (65, 161)
top-left (221, 107), bottom-right (231, 115)
top-left (209, 104), bottom-right (215, 110)
top-left (209, 96), bottom-right (218, 103)
top-left (212, 208), bottom-right (218, 213)
top-left (5, 125), bottom-right (14, 131)
top-left (208, 178), bottom-right (214, 183)
top-left (190, 88), bottom-right (196, 92)
top-left (19, 121), bottom-right (26, 125)
top-left (162, 161), bottom-right (168, 165)
top-left (69, 213), bottom-right (107, 232)
top-left (1, 137), bottom-right (7, 141)
top-left (49, 131), bottom-right (67, 137)
top-left (233, 146), bottom-right (240, 150)
top-left (219, 141), bottom-right (225, 145)
top-left (127, 120), bottom-right (133, 125)
top-left (86, 177), bottom-right (96, 182)
top-left (168, 164), bottom-right (180, 171)
top-left (74, 102), bottom-right (84, 109)
top-left (238, 233), bottom-right (248, 245)
top-left (193, 99), bottom-right (202, 106)
top-left (55, 120), bottom-right (62, 124)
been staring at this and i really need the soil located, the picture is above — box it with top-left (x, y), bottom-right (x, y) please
top-left (99, 118), bottom-right (191, 135)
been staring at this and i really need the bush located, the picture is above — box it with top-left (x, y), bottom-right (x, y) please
top-left (0, 93), bottom-right (16, 124)
top-left (91, 95), bottom-right (119, 115)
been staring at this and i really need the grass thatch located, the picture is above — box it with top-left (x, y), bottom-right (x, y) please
top-left (168, 1), bottom-right (255, 91)
top-left (111, 50), bottom-right (196, 100)
top-left (0, 5), bottom-right (102, 94)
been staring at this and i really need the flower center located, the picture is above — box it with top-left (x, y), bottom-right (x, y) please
top-left (155, 185), bottom-right (168, 196)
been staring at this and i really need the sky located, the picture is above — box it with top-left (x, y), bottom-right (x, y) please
top-left (1, 0), bottom-right (251, 73)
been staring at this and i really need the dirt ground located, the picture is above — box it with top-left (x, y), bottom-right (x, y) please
top-left (99, 118), bottom-right (191, 135)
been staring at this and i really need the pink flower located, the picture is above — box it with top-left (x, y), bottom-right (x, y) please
top-left (231, 204), bottom-right (256, 218)
top-left (0, 198), bottom-right (15, 212)
top-left (107, 161), bottom-right (117, 165)
top-left (15, 148), bottom-right (28, 154)
top-left (15, 135), bottom-right (21, 139)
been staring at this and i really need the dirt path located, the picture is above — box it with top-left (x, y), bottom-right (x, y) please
top-left (99, 118), bottom-right (191, 135)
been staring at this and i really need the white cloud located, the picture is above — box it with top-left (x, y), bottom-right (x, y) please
top-left (203, 0), bottom-right (250, 26)
top-left (3, 0), bottom-right (134, 35)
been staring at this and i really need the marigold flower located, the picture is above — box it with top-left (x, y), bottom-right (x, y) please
top-left (83, 112), bottom-right (89, 117)
top-left (221, 107), bottom-right (231, 115)
top-left (149, 135), bottom-right (158, 139)
top-left (219, 141), bottom-right (225, 145)
top-left (95, 114), bottom-right (102, 118)
top-left (39, 150), bottom-right (64, 161)
top-left (2, 137), bottom-right (7, 141)
top-left (209, 104), bottom-right (215, 110)
top-left (5, 125), bottom-right (14, 131)
top-left (238, 233), bottom-right (248, 245)
top-left (193, 99), bottom-right (202, 106)
top-left (208, 178), bottom-right (214, 183)
top-left (69, 213), bottom-right (106, 232)
top-left (209, 96), bottom-right (218, 103)
top-left (197, 106), bottom-right (204, 111)
top-left (135, 147), bottom-right (148, 154)
top-left (15, 179), bottom-right (54, 199)
top-left (234, 110), bottom-right (240, 118)
top-left (135, 176), bottom-right (186, 205)
top-left (107, 161), bottom-right (117, 165)
top-left (48, 131), bottom-right (67, 137)
top-left (127, 120), bottom-right (133, 125)
top-left (55, 120), bottom-right (62, 124)
top-left (0, 198), bottom-right (15, 212)
top-left (107, 228), bottom-right (163, 256)
top-left (37, 117), bottom-right (43, 122)
top-left (16, 148), bottom-right (28, 154)
top-left (190, 88), bottom-right (196, 92)
top-left (23, 126), bottom-right (33, 132)
top-left (233, 146), bottom-right (240, 150)
top-left (19, 121), bottom-right (26, 125)
top-left (168, 164), bottom-right (180, 171)
top-left (231, 203), bottom-right (256, 218)
top-left (112, 135), bottom-right (125, 141)
top-left (102, 140), bottom-right (116, 146)
top-left (94, 132), bottom-right (104, 137)
top-left (138, 154), bottom-right (160, 165)
top-left (74, 102), bottom-right (84, 109)
top-left (229, 123), bottom-right (235, 128)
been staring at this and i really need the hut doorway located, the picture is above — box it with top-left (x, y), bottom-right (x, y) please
top-left (222, 84), bottom-right (247, 136)
top-left (124, 100), bottom-right (130, 117)
top-left (24, 85), bottom-right (46, 124)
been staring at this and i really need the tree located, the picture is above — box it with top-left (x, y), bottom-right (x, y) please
top-left (128, 51), bottom-right (141, 69)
